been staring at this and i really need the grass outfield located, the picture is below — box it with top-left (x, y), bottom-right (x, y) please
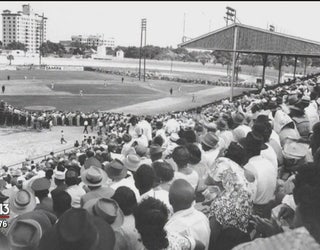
top-left (0, 69), bottom-right (115, 81)
top-left (0, 70), bottom-right (220, 112)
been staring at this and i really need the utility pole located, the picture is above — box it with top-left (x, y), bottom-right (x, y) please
top-left (143, 19), bottom-right (147, 82)
top-left (139, 18), bottom-right (147, 81)
top-left (224, 6), bottom-right (236, 26)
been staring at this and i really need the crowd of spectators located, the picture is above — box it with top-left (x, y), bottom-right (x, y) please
top-left (85, 67), bottom-right (259, 88)
top-left (1, 73), bottom-right (320, 249)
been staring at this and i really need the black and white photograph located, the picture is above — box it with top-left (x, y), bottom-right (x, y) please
top-left (0, 1), bottom-right (320, 249)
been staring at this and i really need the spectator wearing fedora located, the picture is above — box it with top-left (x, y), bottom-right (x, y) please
top-left (38, 208), bottom-right (115, 250)
top-left (83, 198), bottom-right (127, 250)
top-left (7, 210), bottom-right (52, 250)
top-left (135, 144), bottom-right (152, 165)
top-left (200, 132), bottom-right (221, 170)
top-left (80, 166), bottom-right (114, 207)
top-left (9, 189), bottom-right (36, 219)
top-left (123, 153), bottom-right (141, 173)
top-left (83, 151), bottom-right (102, 170)
top-left (106, 159), bottom-right (140, 201)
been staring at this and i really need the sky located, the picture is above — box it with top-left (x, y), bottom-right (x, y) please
top-left (1, 1), bottom-right (320, 48)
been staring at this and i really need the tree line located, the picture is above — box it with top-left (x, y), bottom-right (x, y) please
top-left (2, 40), bottom-right (320, 68)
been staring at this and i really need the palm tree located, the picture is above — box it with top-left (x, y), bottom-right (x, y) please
top-left (7, 55), bottom-right (14, 65)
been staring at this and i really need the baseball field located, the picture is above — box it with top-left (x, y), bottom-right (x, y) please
top-left (0, 67), bottom-right (246, 166)
top-left (0, 69), bottom-right (245, 113)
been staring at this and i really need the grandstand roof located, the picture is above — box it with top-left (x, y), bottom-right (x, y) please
top-left (179, 23), bottom-right (320, 57)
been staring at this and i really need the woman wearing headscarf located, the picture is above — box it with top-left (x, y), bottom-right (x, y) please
top-left (205, 157), bottom-right (253, 250)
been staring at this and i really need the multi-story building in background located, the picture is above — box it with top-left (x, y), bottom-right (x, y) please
top-left (71, 34), bottom-right (115, 49)
top-left (2, 4), bottom-right (47, 53)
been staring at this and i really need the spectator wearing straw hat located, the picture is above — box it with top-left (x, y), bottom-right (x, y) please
top-left (80, 166), bottom-right (114, 207)
top-left (83, 198), bottom-right (127, 250)
top-left (7, 210), bottom-right (52, 250)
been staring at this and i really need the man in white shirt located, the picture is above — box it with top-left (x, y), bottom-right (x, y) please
top-left (165, 114), bottom-right (180, 135)
top-left (138, 115), bottom-right (153, 144)
top-left (165, 179), bottom-right (211, 250)
top-left (133, 126), bottom-right (148, 148)
top-left (65, 169), bottom-right (86, 208)
top-left (243, 132), bottom-right (277, 219)
top-left (106, 159), bottom-right (141, 201)
top-left (252, 122), bottom-right (278, 171)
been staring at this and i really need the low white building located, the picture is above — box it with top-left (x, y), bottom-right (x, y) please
top-left (115, 49), bottom-right (124, 59)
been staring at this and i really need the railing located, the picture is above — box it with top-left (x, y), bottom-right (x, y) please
top-left (6, 145), bottom-right (76, 169)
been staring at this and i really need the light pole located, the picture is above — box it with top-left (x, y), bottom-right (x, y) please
top-left (224, 6), bottom-right (236, 26)
top-left (138, 18), bottom-right (147, 81)
top-left (143, 19), bottom-right (147, 82)
top-left (224, 6), bottom-right (237, 100)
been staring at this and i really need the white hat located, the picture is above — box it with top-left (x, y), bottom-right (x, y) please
top-left (54, 170), bottom-right (66, 180)
top-left (170, 133), bottom-right (179, 142)
top-left (282, 141), bottom-right (308, 160)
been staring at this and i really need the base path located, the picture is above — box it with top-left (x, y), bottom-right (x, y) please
top-left (106, 86), bottom-right (247, 115)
